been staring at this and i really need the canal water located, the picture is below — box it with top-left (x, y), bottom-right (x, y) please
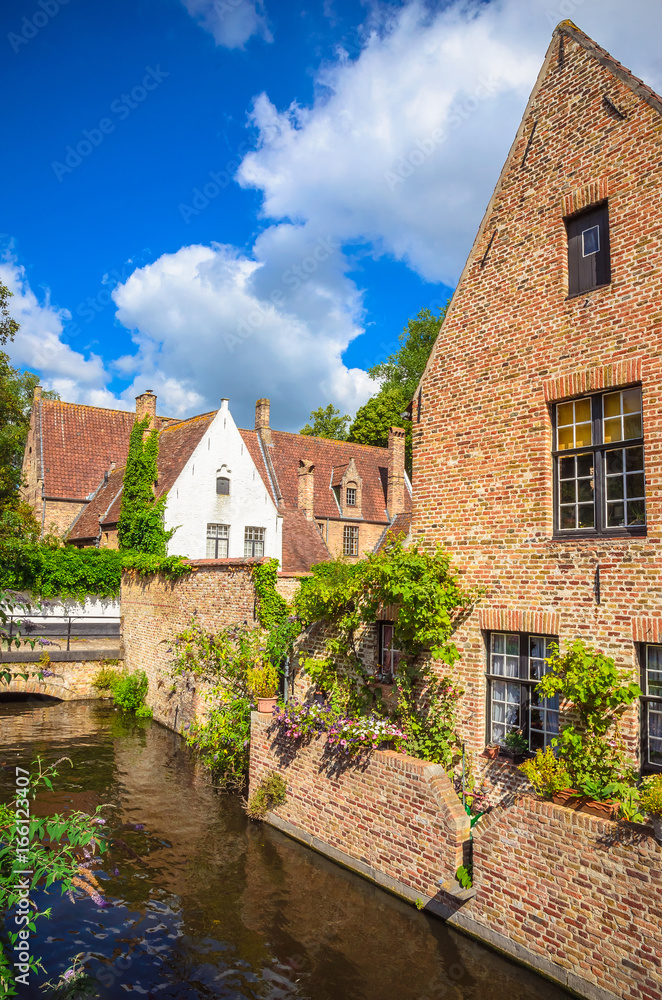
top-left (0, 699), bottom-right (573, 999)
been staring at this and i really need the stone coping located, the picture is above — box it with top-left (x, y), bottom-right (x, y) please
top-left (0, 648), bottom-right (122, 663)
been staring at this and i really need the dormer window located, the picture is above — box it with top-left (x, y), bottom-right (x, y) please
top-left (216, 476), bottom-right (230, 496)
top-left (346, 487), bottom-right (356, 506)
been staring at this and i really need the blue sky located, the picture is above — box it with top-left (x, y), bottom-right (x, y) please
top-left (2, 0), bottom-right (661, 430)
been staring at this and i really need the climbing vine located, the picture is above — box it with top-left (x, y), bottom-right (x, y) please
top-left (117, 415), bottom-right (173, 555)
top-left (251, 559), bottom-right (300, 666)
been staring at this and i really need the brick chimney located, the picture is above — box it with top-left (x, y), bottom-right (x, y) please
top-left (33, 384), bottom-right (42, 404)
top-left (387, 426), bottom-right (406, 517)
top-left (298, 459), bottom-right (315, 520)
top-left (255, 397), bottom-right (272, 446)
top-left (135, 390), bottom-right (157, 431)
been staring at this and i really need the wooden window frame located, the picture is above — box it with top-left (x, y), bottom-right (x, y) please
top-left (640, 644), bottom-right (662, 774)
top-left (244, 526), bottom-right (265, 558)
top-left (552, 386), bottom-right (646, 539)
top-left (216, 476), bottom-right (230, 496)
top-left (206, 523), bottom-right (229, 559)
top-left (343, 524), bottom-right (359, 556)
top-left (378, 621), bottom-right (400, 683)
top-left (485, 631), bottom-right (559, 752)
top-left (346, 487), bottom-right (357, 507)
top-left (565, 201), bottom-right (611, 298)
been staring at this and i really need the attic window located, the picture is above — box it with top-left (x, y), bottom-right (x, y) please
top-left (216, 476), bottom-right (230, 496)
top-left (566, 203), bottom-right (610, 297)
top-left (346, 487), bottom-right (356, 506)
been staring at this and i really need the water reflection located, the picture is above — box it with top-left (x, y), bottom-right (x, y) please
top-left (0, 701), bottom-right (571, 999)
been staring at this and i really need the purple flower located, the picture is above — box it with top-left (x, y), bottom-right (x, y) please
top-left (133, 824), bottom-right (144, 830)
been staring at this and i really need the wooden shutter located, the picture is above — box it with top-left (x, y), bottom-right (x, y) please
top-left (566, 203), bottom-right (610, 297)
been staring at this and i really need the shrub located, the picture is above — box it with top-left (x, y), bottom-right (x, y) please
top-left (111, 670), bottom-right (149, 713)
top-left (246, 771), bottom-right (287, 820)
top-left (184, 698), bottom-right (251, 790)
top-left (92, 665), bottom-right (120, 693)
top-left (247, 662), bottom-right (279, 699)
top-left (640, 775), bottom-right (662, 816)
top-left (519, 747), bottom-right (571, 799)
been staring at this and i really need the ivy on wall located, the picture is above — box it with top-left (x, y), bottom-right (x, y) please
top-left (251, 559), bottom-right (300, 665)
top-left (117, 415), bottom-right (173, 556)
top-left (0, 542), bottom-right (191, 601)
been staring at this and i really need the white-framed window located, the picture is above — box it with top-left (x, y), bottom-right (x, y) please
top-left (487, 632), bottom-right (559, 750)
top-left (206, 523), bottom-right (229, 558)
top-left (343, 524), bottom-right (359, 556)
top-left (642, 645), bottom-right (662, 771)
top-left (379, 622), bottom-right (400, 681)
top-left (346, 487), bottom-right (356, 506)
top-left (244, 526), bottom-right (265, 558)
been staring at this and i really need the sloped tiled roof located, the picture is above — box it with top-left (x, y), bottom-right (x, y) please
top-left (373, 512), bottom-right (412, 554)
top-left (38, 399), bottom-right (176, 500)
top-left (281, 508), bottom-right (331, 573)
top-left (248, 430), bottom-right (410, 523)
top-left (66, 412), bottom-right (217, 542)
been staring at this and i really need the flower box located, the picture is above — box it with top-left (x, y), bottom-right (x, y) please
top-left (578, 798), bottom-right (619, 821)
top-left (499, 747), bottom-right (526, 765)
top-left (552, 788), bottom-right (586, 810)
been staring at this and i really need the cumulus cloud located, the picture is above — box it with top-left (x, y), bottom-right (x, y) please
top-left (238, 0), bottom-right (662, 284)
top-left (0, 257), bottom-right (127, 409)
top-left (112, 239), bottom-right (374, 429)
top-left (181, 0), bottom-right (272, 49)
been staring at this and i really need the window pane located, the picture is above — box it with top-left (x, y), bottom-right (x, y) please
top-left (603, 392), bottom-right (621, 418)
top-left (575, 398), bottom-right (591, 423)
top-left (623, 414), bottom-right (643, 440)
top-left (577, 479), bottom-right (593, 503)
top-left (623, 388), bottom-right (642, 414)
top-left (492, 655), bottom-right (505, 675)
top-left (576, 454), bottom-right (593, 478)
top-left (206, 538), bottom-right (216, 558)
top-left (492, 681), bottom-right (505, 702)
top-left (560, 506), bottom-right (576, 529)
top-left (492, 633), bottom-right (505, 654)
top-left (574, 424), bottom-right (592, 449)
top-left (560, 480), bottom-right (575, 503)
top-left (559, 456), bottom-right (575, 479)
top-left (582, 226), bottom-right (599, 256)
top-left (606, 449), bottom-right (623, 474)
top-left (505, 634), bottom-right (519, 657)
top-left (627, 473), bottom-right (645, 498)
top-left (557, 426), bottom-right (574, 451)
top-left (578, 504), bottom-right (595, 528)
top-left (557, 402), bottom-right (574, 426)
top-left (627, 500), bottom-right (646, 526)
top-left (647, 647), bottom-right (662, 696)
top-left (626, 446), bottom-right (644, 472)
top-left (607, 476), bottom-right (624, 500)
top-left (607, 502), bottom-right (625, 527)
top-left (603, 417), bottom-right (622, 444)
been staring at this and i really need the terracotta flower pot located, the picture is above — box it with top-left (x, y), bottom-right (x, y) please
top-left (257, 697), bottom-right (278, 714)
top-left (483, 745), bottom-right (500, 760)
top-left (552, 789), bottom-right (586, 810)
top-left (579, 798), bottom-right (619, 821)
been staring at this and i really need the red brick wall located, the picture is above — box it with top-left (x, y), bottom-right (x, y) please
top-left (459, 795), bottom-right (662, 1000)
top-left (121, 560), bottom-right (258, 732)
top-left (413, 26), bottom-right (662, 764)
top-left (249, 710), bottom-right (471, 896)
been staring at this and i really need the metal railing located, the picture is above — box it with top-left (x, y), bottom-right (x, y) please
top-left (5, 614), bottom-right (120, 652)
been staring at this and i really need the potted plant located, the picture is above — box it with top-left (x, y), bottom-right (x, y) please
top-left (640, 774), bottom-right (662, 841)
top-left (500, 730), bottom-right (528, 763)
top-left (483, 742), bottom-right (500, 761)
top-left (519, 747), bottom-right (575, 802)
top-left (247, 662), bottom-right (280, 714)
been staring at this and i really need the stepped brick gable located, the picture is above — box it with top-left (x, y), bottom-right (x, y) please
top-left (413, 22), bottom-right (662, 769)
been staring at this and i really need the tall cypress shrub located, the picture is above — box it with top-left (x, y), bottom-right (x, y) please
top-left (117, 416), bottom-right (172, 555)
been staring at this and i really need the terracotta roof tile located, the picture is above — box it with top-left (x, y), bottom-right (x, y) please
top-left (38, 399), bottom-right (175, 500)
top-left (66, 468), bottom-right (124, 543)
top-left (374, 512), bottom-right (412, 554)
top-left (281, 508), bottom-right (331, 573)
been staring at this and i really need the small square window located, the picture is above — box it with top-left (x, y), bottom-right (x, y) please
top-left (582, 225), bottom-right (600, 256)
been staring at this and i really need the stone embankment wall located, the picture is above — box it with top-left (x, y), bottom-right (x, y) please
top-left (250, 711), bottom-right (662, 1000)
top-left (0, 651), bottom-right (123, 701)
top-left (121, 560), bottom-right (259, 733)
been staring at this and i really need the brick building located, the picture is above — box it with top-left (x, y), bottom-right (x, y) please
top-left (22, 390), bottom-right (410, 573)
top-left (413, 22), bottom-right (662, 775)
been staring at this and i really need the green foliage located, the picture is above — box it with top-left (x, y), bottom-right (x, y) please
top-left (398, 674), bottom-right (463, 770)
top-left (247, 662), bottom-right (279, 698)
top-left (41, 953), bottom-right (99, 998)
top-left (117, 416), bottom-right (173, 555)
top-left (348, 304), bottom-right (448, 474)
top-left (519, 747), bottom-right (572, 799)
top-left (456, 863), bottom-right (473, 889)
top-left (640, 775), bottom-right (662, 816)
top-left (503, 730), bottom-right (529, 753)
top-left (170, 618), bottom-right (259, 691)
top-left (252, 558), bottom-right (300, 666)
top-left (0, 758), bottom-right (108, 996)
top-left (536, 641), bottom-right (641, 799)
top-left (92, 666), bottom-right (120, 693)
top-left (0, 281), bottom-right (20, 346)
top-left (185, 698), bottom-right (252, 790)
top-left (0, 542), bottom-right (190, 601)
top-left (111, 670), bottom-right (149, 713)
top-left (246, 771), bottom-right (287, 820)
top-left (0, 501), bottom-right (40, 544)
top-left (300, 404), bottom-right (350, 440)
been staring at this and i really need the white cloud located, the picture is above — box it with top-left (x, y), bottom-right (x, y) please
top-left (112, 239), bottom-right (374, 430)
top-left (181, 0), bottom-right (272, 49)
top-left (238, 0), bottom-right (662, 284)
top-left (0, 257), bottom-right (126, 408)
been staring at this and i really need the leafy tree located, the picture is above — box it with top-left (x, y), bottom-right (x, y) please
top-left (117, 416), bottom-right (173, 555)
top-left (300, 404), bottom-right (350, 440)
top-left (0, 281), bottom-right (57, 535)
top-left (348, 304), bottom-right (448, 473)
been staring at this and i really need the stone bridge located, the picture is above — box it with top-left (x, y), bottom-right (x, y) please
top-left (0, 649), bottom-right (123, 701)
